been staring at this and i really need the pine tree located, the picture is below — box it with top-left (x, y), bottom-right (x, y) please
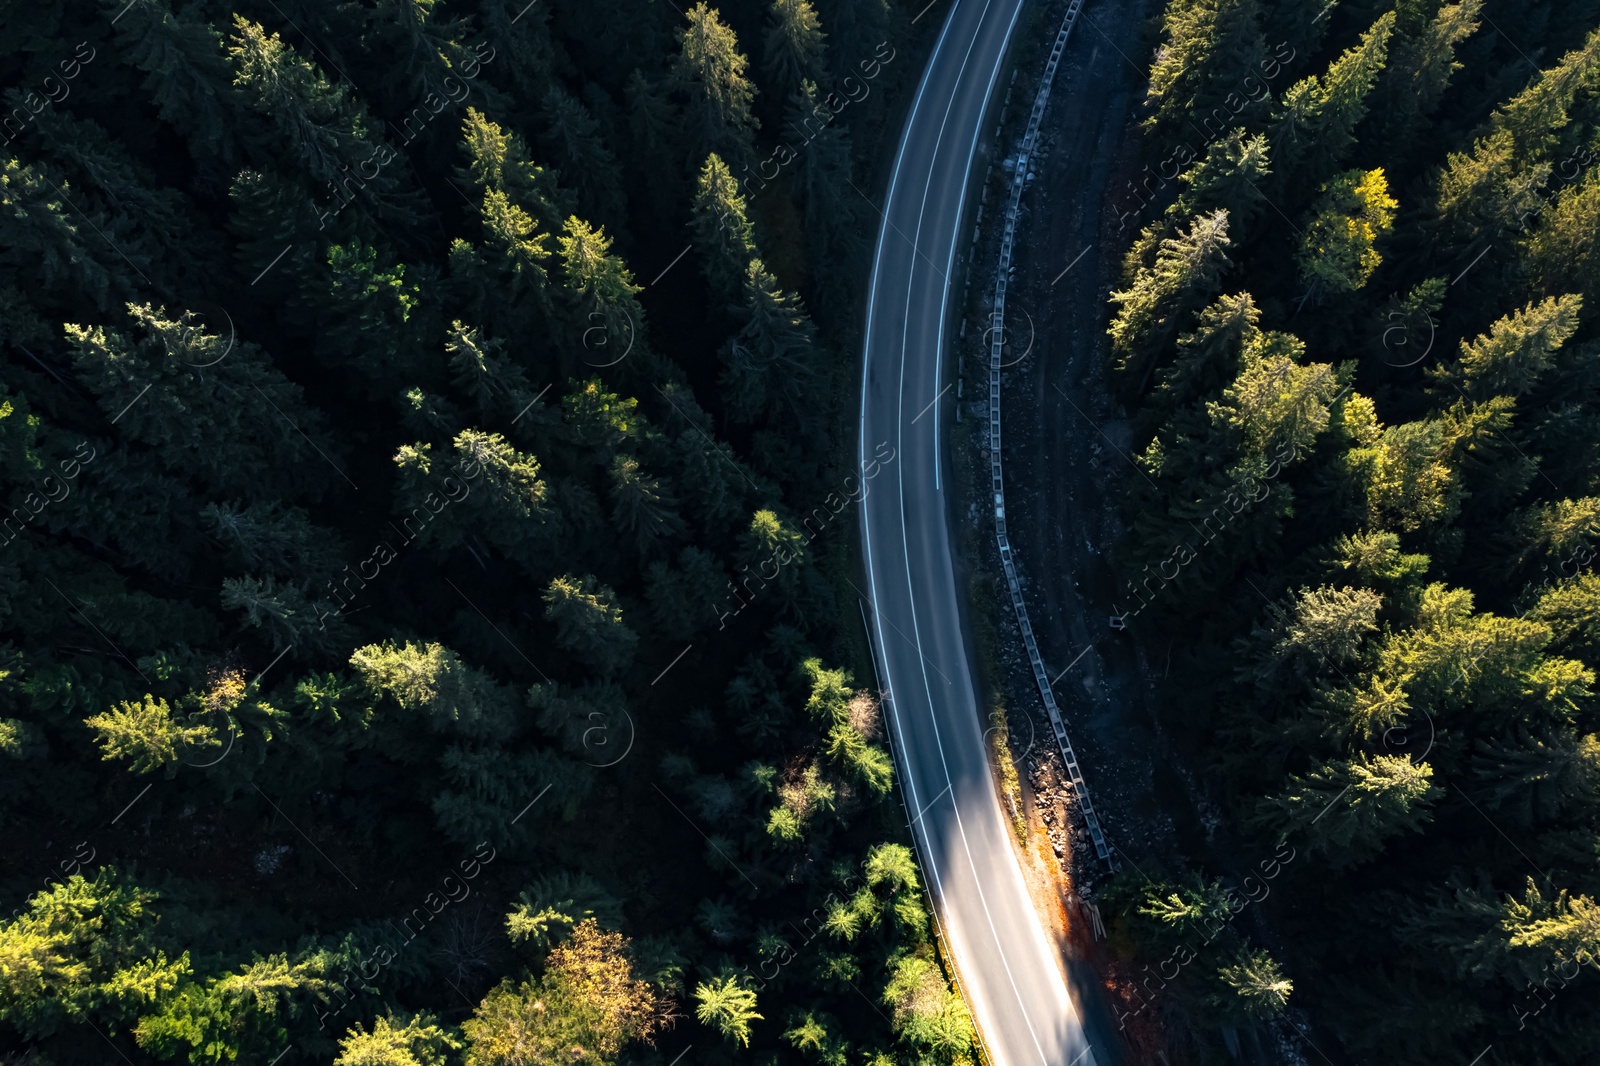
top-left (724, 258), bottom-right (827, 429)
top-left (226, 17), bottom-right (420, 227)
top-left (1352, 419), bottom-right (1461, 532)
top-left (0, 870), bottom-right (179, 1039)
top-left (609, 454), bottom-right (686, 557)
top-left (765, 0), bottom-right (828, 98)
top-left (1215, 950), bottom-right (1293, 1020)
top-left (464, 921), bottom-right (664, 1065)
top-left (1143, 0), bottom-right (1268, 149)
top-left (559, 217), bottom-right (649, 378)
top-left (368, 0), bottom-right (481, 107)
top-left (1376, 0), bottom-right (1484, 152)
top-left (350, 640), bottom-right (521, 738)
top-left (542, 574), bottom-right (638, 677)
top-left (814, 0), bottom-right (890, 86)
top-left (1499, 878), bottom-right (1600, 983)
top-left (1434, 294), bottom-right (1583, 399)
top-left (1525, 170), bottom-right (1600, 305)
top-left (1108, 209), bottom-right (1233, 394)
top-left (393, 430), bottom-right (551, 565)
top-left (694, 972), bottom-right (762, 1047)
top-left (313, 240), bottom-right (429, 387)
top-left (1270, 11), bottom-right (1395, 191)
top-left (110, 0), bottom-right (241, 167)
top-left (433, 745), bottom-right (591, 843)
top-left (1296, 168), bottom-right (1398, 297)
top-left (626, 69), bottom-right (680, 165)
top-left (785, 79), bottom-right (863, 305)
top-left (335, 1013), bottom-right (460, 1066)
top-left (1170, 128), bottom-right (1271, 228)
top-left (1254, 584), bottom-right (1384, 679)
top-left (0, 156), bottom-right (119, 309)
top-left (505, 872), bottom-right (625, 949)
top-left (66, 303), bottom-right (341, 499)
top-left (527, 680), bottom-right (630, 759)
top-left (539, 86), bottom-right (625, 227)
top-left (674, 3), bottom-right (761, 168)
top-left (201, 500), bottom-right (344, 577)
top-left (479, 0), bottom-right (560, 104)
top-left (1434, 27), bottom-right (1600, 251)
top-left (1532, 572), bottom-right (1600, 662)
top-left (691, 153), bottom-right (759, 304)
top-left (456, 109), bottom-right (570, 311)
top-left (1256, 753), bottom-right (1441, 865)
top-left (1472, 727), bottom-right (1600, 824)
top-left (883, 951), bottom-right (973, 1058)
top-left (1490, 25), bottom-right (1600, 160)
top-left (222, 574), bottom-right (352, 656)
top-left (739, 509), bottom-right (809, 613)
top-left (25, 104), bottom-right (214, 294)
top-left (135, 948), bottom-right (341, 1063)
top-left (645, 546), bottom-right (727, 639)
top-left (1150, 291), bottom-right (1260, 417)
top-left (1513, 497), bottom-right (1600, 575)
top-left (1207, 333), bottom-right (1339, 463)
top-left (84, 693), bottom-right (219, 774)
top-left (446, 320), bottom-right (531, 414)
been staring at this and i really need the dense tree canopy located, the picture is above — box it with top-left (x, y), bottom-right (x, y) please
top-left (1106, 1), bottom-right (1600, 1061)
top-left (0, 1), bottom-right (954, 1064)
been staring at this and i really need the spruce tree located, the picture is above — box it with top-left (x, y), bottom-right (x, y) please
top-left (539, 86), bottom-right (625, 227)
top-left (1107, 208), bottom-right (1233, 395)
top-left (1434, 293), bottom-right (1584, 399)
top-left (1143, 0), bottom-right (1268, 150)
top-left (1256, 753), bottom-right (1441, 865)
top-left (1296, 168), bottom-right (1398, 298)
top-left (674, 3), bottom-right (761, 168)
top-left (691, 153), bottom-right (759, 304)
top-left (765, 0), bottom-right (828, 98)
top-left (542, 573), bottom-right (638, 677)
top-left (1269, 11), bottom-right (1395, 192)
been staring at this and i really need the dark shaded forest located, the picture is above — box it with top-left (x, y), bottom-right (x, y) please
top-left (0, 2), bottom-right (972, 1065)
top-left (1101, 0), bottom-right (1600, 1062)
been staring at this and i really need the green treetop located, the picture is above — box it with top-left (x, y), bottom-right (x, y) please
top-left (674, 3), bottom-right (760, 167)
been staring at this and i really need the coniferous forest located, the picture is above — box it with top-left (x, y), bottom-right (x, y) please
top-left (1103, 0), bottom-right (1600, 1061)
top-left (0, 2), bottom-right (963, 1065)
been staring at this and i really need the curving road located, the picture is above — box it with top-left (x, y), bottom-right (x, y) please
top-left (856, 2), bottom-right (1100, 1065)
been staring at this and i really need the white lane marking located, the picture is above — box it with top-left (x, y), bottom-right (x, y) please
top-left (856, 0), bottom-right (984, 1056)
top-left (887, 1), bottom-right (1060, 1063)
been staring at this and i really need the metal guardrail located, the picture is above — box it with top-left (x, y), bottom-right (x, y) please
top-left (986, 0), bottom-right (1115, 866)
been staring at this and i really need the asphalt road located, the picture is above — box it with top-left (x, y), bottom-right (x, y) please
top-left (856, 2), bottom-right (1100, 1064)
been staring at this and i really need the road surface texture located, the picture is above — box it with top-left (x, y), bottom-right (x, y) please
top-left (855, 1), bottom-right (1104, 1064)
